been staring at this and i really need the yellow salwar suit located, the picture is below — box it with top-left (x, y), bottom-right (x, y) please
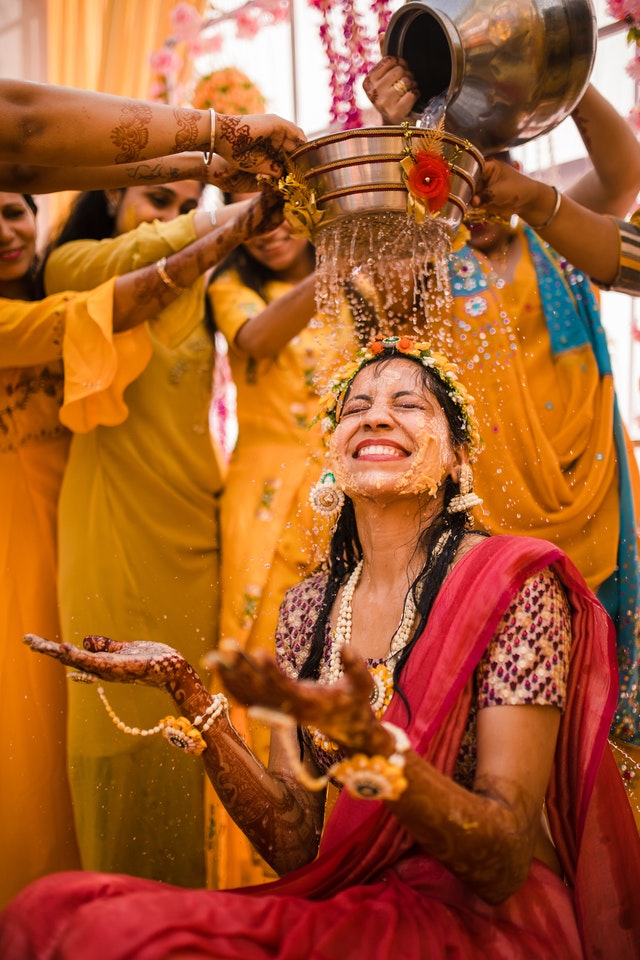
top-left (436, 223), bottom-right (640, 818)
top-left (44, 214), bottom-right (224, 888)
top-left (207, 270), bottom-right (355, 887)
top-left (0, 282), bottom-right (144, 907)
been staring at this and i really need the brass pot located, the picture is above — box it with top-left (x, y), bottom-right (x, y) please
top-left (382, 0), bottom-right (597, 153)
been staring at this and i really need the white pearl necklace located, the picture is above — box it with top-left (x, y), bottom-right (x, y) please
top-left (326, 529), bottom-right (452, 687)
top-left (326, 561), bottom-right (417, 687)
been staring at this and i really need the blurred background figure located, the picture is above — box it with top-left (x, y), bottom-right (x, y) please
top-left (206, 193), bottom-right (355, 886)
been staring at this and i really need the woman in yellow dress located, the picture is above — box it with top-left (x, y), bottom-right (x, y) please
top-left (207, 207), bottom-right (356, 886)
top-left (42, 184), bottom-right (286, 888)
top-left (0, 187), bottom-right (278, 906)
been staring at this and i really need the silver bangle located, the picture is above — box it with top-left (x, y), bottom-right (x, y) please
top-left (533, 185), bottom-right (562, 230)
top-left (203, 107), bottom-right (216, 165)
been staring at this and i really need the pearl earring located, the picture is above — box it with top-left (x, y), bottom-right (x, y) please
top-left (447, 464), bottom-right (482, 515)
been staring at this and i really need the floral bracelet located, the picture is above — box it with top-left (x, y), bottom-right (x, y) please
top-left (329, 722), bottom-right (411, 802)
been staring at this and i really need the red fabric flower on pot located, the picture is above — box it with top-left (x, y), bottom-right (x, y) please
top-left (406, 150), bottom-right (451, 212)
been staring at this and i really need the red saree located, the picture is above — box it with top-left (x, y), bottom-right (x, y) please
top-left (1, 536), bottom-right (638, 960)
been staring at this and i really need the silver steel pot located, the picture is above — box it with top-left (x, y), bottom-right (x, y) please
top-left (287, 126), bottom-right (484, 234)
top-left (382, 0), bottom-right (597, 153)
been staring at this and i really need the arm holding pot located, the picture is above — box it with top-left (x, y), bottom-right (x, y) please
top-left (567, 84), bottom-right (640, 218)
top-left (475, 158), bottom-right (626, 288)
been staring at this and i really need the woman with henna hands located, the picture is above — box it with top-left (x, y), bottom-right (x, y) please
top-left (363, 63), bottom-right (640, 769)
top-left (0, 185), bottom-right (283, 908)
top-left (3, 337), bottom-right (638, 959)
top-left (0, 78), bottom-right (305, 191)
top-left (474, 155), bottom-right (640, 296)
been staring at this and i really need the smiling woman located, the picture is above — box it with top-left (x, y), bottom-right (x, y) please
top-left (330, 354), bottom-right (468, 502)
top-left (2, 335), bottom-right (638, 959)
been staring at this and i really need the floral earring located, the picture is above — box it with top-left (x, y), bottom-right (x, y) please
top-left (447, 463), bottom-right (482, 515)
top-left (309, 470), bottom-right (345, 520)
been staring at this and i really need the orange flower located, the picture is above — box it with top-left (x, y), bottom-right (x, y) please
top-left (370, 341), bottom-right (385, 355)
top-left (406, 150), bottom-right (451, 212)
top-left (396, 337), bottom-right (414, 353)
top-left (192, 66), bottom-right (266, 115)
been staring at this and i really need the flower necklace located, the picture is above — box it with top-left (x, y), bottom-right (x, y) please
top-left (311, 530), bottom-right (451, 753)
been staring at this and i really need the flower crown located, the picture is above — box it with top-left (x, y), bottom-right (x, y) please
top-left (318, 336), bottom-right (482, 456)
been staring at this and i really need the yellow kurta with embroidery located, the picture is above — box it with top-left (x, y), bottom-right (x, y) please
top-left (0, 281), bottom-right (148, 908)
top-left (44, 214), bottom-right (224, 888)
top-left (433, 226), bottom-right (623, 594)
top-left (207, 269), bottom-right (356, 888)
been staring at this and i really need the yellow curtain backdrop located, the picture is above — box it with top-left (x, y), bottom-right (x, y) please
top-left (45, 0), bottom-right (208, 227)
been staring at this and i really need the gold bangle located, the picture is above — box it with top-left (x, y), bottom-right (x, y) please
top-left (203, 107), bottom-right (216, 165)
top-left (532, 185), bottom-right (562, 230)
top-left (155, 256), bottom-right (186, 294)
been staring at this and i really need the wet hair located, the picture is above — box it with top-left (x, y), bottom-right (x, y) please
top-left (339, 355), bottom-right (470, 449)
top-left (298, 352), bottom-right (486, 720)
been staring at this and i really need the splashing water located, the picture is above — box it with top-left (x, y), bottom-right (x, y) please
top-left (417, 91), bottom-right (448, 129)
top-left (314, 212), bottom-right (454, 349)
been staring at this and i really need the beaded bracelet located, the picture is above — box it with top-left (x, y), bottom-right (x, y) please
top-left (532, 185), bottom-right (562, 230)
top-left (203, 108), bottom-right (216, 165)
top-left (86, 676), bottom-right (229, 757)
top-left (155, 256), bottom-right (186, 294)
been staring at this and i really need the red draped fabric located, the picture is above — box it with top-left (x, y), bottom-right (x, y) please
top-left (1, 536), bottom-right (638, 960)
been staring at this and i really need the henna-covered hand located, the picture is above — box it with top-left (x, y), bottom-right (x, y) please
top-left (207, 643), bottom-right (382, 754)
top-left (215, 114), bottom-right (306, 176)
top-left (204, 155), bottom-right (263, 194)
top-left (362, 57), bottom-right (419, 126)
top-left (471, 158), bottom-right (536, 220)
top-left (24, 633), bottom-right (191, 689)
top-left (242, 183), bottom-right (285, 237)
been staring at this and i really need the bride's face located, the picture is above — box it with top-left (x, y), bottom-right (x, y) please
top-left (329, 358), bottom-right (461, 503)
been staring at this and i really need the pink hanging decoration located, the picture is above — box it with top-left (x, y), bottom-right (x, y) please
top-left (606, 0), bottom-right (640, 131)
top-left (308, 0), bottom-right (393, 129)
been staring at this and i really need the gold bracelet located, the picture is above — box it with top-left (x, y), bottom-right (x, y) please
top-left (203, 107), bottom-right (216, 165)
top-left (532, 185), bottom-right (562, 230)
top-left (155, 256), bottom-right (186, 294)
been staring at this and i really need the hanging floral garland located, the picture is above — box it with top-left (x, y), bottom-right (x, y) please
top-left (150, 0), bottom-right (395, 129)
top-left (308, 0), bottom-right (394, 128)
top-left (606, 0), bottom-right (640, 131)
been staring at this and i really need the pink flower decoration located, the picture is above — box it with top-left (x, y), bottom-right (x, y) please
top-left (626, 56), bottom-right (640, 80)
top-left (235, 9), bottom-right (261, 39)
top-left (198, 33), bottom-right (224, 55)
top-left (149, 48), bottom-right (180, 76)
top-left (628, 103), bottom-right (640, 134)
top-left (606, 0), bottom-right (627, 17)
top-left (171, 2), bottom-right (203, 42)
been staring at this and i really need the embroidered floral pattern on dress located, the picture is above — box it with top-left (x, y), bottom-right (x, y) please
top-left (0, 365), bottom-right (68, 453)
top-left (255, 477), bottom-right (282, 522)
